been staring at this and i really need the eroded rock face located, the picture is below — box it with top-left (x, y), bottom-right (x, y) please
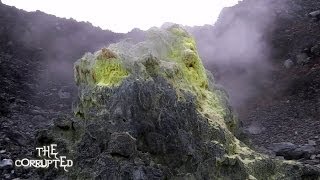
top-left (44, 25), bottom-right (320, 179)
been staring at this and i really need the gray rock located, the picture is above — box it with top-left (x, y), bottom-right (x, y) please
top-left (309, 10), bottom-right (320, 17)
top-left (0, 150), bottom-right (6, 154)
top-left (58, 89), bottom-right (71, 99)
top-left (302, 159), bottom-right (320, 166)
top-left (271, 142), bottom-right (297, 153)
top-left (145, 132), bottom-right (166, 154)
top-left (308, 140), bottom-right (316, 146)
top-left (53, 117), bottom-right (72, 130)
top-left (108, 132), bottom-right (137, 157)
top-left (0, 159), bottom-right (13, 169)
top-left (311, 44), bottom-right (320, 56)
top-left (293, 144), bottom-right (316, 158)
top-left (31, 115), bottom-right (46, 123)
top-left (270, 142), bottom-right (315, 160)
top-left (296, 53), bottom-right (311, 65)
top-left (133, 167), bottom-right (147, 180)
top-left (4, 174), bottom-right (10, 179)
top-left (284, 59), bottom-right (294, 69)
top-left (310, 155), bottom-right (317, 160)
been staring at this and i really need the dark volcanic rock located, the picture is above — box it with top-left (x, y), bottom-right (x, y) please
top-left (108, 132), bottom-right (137, 157)
top-left (272, 142), bottom-right (316, 160)
top-left (0, 159), bottom-right (13, 169)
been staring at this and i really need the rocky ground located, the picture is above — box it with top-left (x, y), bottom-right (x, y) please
top-left (241, 55), bottom-right (320, 166)
top-left (189, 0), bottom-right (320, 172)
top-left (233, 0), bottom-right (320, 168)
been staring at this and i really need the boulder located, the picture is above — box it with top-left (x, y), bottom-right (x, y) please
top-left (309, 10), bottom-right (320, 17)
top-left (284, 59), bottom-right (294, 69)
top-left (308, 140), bottom-right (317, 146)
top-left (311, 43), bottom-right (320, 56)
top-left (271, 142), bottom-right (298, 159)
top-left (0, 159), bottom-right (13, 169)
top-left (107, 132), bottom-right (137, 157)
top-left (293, 145), bottom-right (316, 158)
top-left (308, 10), bottom-right (320, 22)
top-left (296, 53), bottom-right (311, 65)
top-left (271, 142), bottom-right (316, 160)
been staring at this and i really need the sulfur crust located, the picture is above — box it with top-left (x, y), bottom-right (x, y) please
top-left (70, 25), bottom-right (315, 179)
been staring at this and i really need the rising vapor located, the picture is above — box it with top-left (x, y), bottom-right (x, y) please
top-left (192, 0), bottom-right (289, 109)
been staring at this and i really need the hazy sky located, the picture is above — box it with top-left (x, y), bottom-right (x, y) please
top-left (3, 0), bottom-right (240, 33)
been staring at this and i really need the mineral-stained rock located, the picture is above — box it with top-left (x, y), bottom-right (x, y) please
top-left (108, 132), bottom-right (137, 157)
top-left (43, 25), bottom-right (320, 179)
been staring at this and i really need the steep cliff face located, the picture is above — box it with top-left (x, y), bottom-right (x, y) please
top-left (39, 25), bottom-right (320, 179)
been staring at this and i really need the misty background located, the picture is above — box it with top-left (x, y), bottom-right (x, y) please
top-left (191, 0), bottom-right (289, 110)
top-left (0, 0), bottom-right (290, 115)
